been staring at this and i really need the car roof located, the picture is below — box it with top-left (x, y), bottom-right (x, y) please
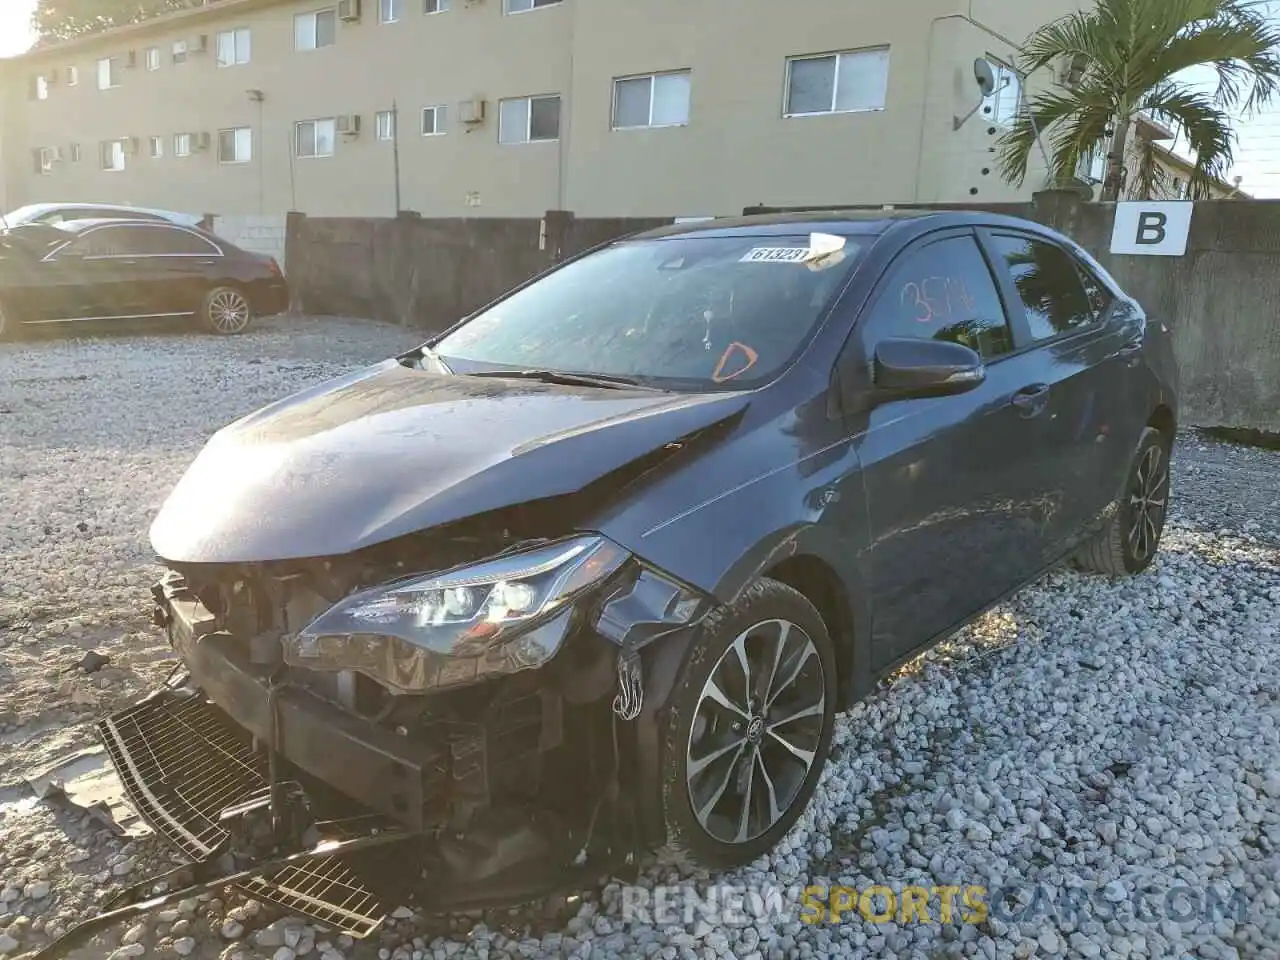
top-left (9, 202), bottom-right (203, 225)
top-left (626, 209), bottom-right (1062, 242)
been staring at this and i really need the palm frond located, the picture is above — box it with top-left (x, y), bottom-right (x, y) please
top-left (1141, 83), bottom-right (1238, 196)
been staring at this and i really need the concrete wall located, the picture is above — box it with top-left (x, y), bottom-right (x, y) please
top-left (212, 213), bottom-right (288, 268)
top-left (286, 197), bottom-right (1280, 433)
top-left (284, 210), bottom-right (669, 329)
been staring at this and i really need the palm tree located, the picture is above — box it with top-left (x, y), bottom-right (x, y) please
top-left (998, 0), bottom-right (1280, 201)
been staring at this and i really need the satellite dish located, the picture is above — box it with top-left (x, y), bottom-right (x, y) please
top-left (974, 58), bottom-right (997, 97)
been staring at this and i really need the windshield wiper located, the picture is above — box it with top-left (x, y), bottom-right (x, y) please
top-left (462, 369), bottom-right (654, 390)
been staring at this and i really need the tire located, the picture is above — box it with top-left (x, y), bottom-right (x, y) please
top-left (201, 285), bottom-right (254, 335)
top-left (658, 577), bottom-right (838, 871)
top-left (1075, 426), bottom-right (1171, 576)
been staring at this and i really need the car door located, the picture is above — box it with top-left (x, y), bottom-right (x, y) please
top-left (22, 229), bottom-right (124, 321)
top-left (72, 223), bottom-right (199, 317)
top-left (980, 229), bottom-right (1147, 553)
top-left (132, 224), bottom-right (225, 316)
top-left (838, 229), bottom-right (1063, 670)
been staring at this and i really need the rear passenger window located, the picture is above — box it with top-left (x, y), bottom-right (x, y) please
top-left (988, 234), bottom-right (1098, 341)
top-left (872, 234), bottom-right (1013, 360)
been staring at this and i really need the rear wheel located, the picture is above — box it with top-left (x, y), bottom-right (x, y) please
top-left (201, 285), bottom-right (253, 335)
top-left (658, 577), bottom-right (837, 870)
top-left (1075, 426), bottom-right (1171, 576)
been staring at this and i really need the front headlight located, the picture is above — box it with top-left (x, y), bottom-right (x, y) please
top-left (285, 535), bottom-right (630, 693)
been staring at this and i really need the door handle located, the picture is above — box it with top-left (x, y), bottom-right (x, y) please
top-left (1010, 383), bottom-right (1051, 418)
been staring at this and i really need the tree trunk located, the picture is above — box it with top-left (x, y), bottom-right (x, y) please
top-left (1102, 114), bottom-right (1131, 202)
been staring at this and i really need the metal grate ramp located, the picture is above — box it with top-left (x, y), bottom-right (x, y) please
top-left (97, 692), bottom-right (389, 938)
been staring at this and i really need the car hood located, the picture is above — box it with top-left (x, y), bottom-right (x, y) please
top-left (151, 359), bottom-right (748, 563)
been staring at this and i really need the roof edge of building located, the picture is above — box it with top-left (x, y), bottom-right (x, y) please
top-left (2, 0), bottom-right (290, 65)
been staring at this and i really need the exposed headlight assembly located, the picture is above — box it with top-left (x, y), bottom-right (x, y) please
top-left (285, 535), bottom-right (630, 693)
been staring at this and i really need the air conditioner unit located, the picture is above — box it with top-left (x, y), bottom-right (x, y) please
top-left (338, 0), bottom-right (363, 21)
top-left (457, 98), bottom-right (486, 125)
top-left (191, 34), bottom-right (209, 53)
top-left (121, 137), bottom-right (141, 156)
top-left (192, 132), bottom-right (212, 151)
top-left (1057, 53), bottom-right (1088, 89)
top-left (126, 50), bottom-right (138, 68)
top-left (43, 69), bottom-right (59, 85)
top-left (48, 146), bottom-right (64, 162)
top-left (337, 113), bottom-right (362, 136)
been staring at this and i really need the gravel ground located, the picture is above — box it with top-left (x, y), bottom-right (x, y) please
top-left (1, 316), bottom-right (1277, 960)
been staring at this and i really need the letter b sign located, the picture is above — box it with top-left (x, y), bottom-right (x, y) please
top-left (1111, 202), bottom-right (1193, 256)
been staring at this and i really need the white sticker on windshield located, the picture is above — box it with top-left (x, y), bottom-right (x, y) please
top-left (740, 246), bottom-right (810, 263)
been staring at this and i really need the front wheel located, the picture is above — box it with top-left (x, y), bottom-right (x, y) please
top-left (658, 577), bottom-right (837, 871)
top-left (201, 285), bottom-right (254, 335)
top-left (1075, 426), bottom-right (1171, 576)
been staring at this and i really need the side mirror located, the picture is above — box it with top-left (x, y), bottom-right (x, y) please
top-left (873, 337), bottom-right (986, 398)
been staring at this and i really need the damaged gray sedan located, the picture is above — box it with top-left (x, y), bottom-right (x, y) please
top-left (67, 210), bottom-right (1177, 949)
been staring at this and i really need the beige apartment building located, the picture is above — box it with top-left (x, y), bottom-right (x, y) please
top-left (0, 0), bottom-right (1089, 219)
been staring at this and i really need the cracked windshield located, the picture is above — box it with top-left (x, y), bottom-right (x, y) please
top-left (1, 1), bottom-right (1278, 960)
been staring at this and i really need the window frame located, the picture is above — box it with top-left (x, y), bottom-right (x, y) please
top-left (174, 133), bottom-right (193, 158)
top-left (172, 40), bottom-right (189, 64)
top-left (497, 94), bottom-right (560, 144)
top-left (421, 104), bottom-right (447, 136)
top-left (146, 46), bottom-right (161, 70)
top-left (97, 57), bottom-right (120, 90)
top-left (67, 66), bottom-right (79, 86)
top-left (150, 136), bottom-right (164, 159)
top-left (217, 28), bottom-right (252, 67)
top-left (783, 47), bottom-right (890, 118)
top-left (975, 227), bottom-right (1111, 354)
top-left (296, 118), bottom-right (338, 158)
top-left (295, 9), bottom-right (337, 50)
top-left (611, 70), bottom-right (692, 130)
top-left (35, 147), bottom-right (55, 175)
top-left (70, 143), bottom-right (82, 162)
top-left (981, 57), bottom-right (1022, 129)
top-left (69, 223), bottom-right (222, 260)
top-left (504, 0), bottom-right (560, 13)
top-left (33, 74), bottom-right (49, 100)
top-left (100, 139), bottom-right (126, 172)
top-left (380, 0), bottom-right (403, 22)
top-left (424, 0), bottom-right (450, 12)
top-left (218, 126), bottom-right (253, 164)
top-left (375, 110), bottom-right (396, 141)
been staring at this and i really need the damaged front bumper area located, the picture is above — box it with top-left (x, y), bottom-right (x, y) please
top-left (91, 535), bottom-right (714, 943)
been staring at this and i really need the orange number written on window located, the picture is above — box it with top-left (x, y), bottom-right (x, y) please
top-left (899, 276), bottom-right (978, 324)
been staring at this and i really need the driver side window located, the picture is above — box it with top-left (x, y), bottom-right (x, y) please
top-left (871, 234), bottom-right (1013, 360)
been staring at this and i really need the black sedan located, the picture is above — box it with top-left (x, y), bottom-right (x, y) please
top-left (0, 218), bottom-right (288, 338)
top-left (88, 211), bottom-right (1177, 936)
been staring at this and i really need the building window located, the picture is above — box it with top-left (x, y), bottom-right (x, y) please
top-left (174, 133), bottom-right (193, 157)
top-left (376, 110), bottom-right (396, 140)
top-left (146, 46), bottom-right (161, 70)
top-left (67, 66), bottom-right (79, 86)
top-left (422, 104), bottom-right (447, 135)
top-left (296, 9), bottom-right (337, 50)
top-left (784, 47), bottom-right (890, 117)
top-left (505, 0), bottom-right (559, 11)
top-left (217, 29), bottom-right (251, 67)
top-left (172, 40), bottom-right (189, 63)
top-left (219, 127), bottom-right (253, 163)
top-left (982, 59), bottom-right (1022, 127)
top-left (70, 143), bottom-right (82, 162)
top-left (100, 140), bottom-right (126, 172)
top-left (1076, 143), bottom-right (1106, 183)
top-left (424, 0), bottom-right (449, 12)
top-left (613, 70), bottom-right (691, 129)
top-left (296, 118), bottom-right (337, 157)
top-left (498, 94), bottom-right (560, 144)
top-left (150, 136), bottom-right (164, 158)
top-left (97, 57), bottom-right (120, 90)
top-left (380, 0), bottom-right (403, 22)
top-left (31, 75), bottom-right (49, 100)
top-left (34, 147), bottom-right (56, 174)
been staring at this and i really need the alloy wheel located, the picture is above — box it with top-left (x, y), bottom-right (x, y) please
top-left (209, 289), bottom-right (251, 334)
top-left (685, 618), bottom-right (827, 845)
top-left (1128, 443), bottom-right (1169, 564)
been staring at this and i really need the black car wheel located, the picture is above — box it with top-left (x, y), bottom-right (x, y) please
top-left (659, 577), bottom-right (837, 870)
top-left (1076, 426), bottom-right (1171, 576)
top-left (202, 286), bottom-right (254, 335)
